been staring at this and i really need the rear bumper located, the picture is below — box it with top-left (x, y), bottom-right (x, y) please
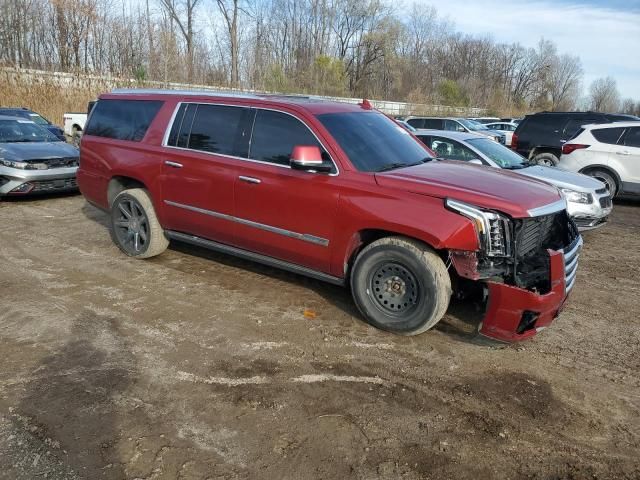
top-left (479, 237), bottom-right (583, 342)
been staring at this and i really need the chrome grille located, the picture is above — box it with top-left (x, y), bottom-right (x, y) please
top-left (563, 236), bottom-right (583, 292)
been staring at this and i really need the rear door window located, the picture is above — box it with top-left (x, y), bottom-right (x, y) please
top-left (407, 118), bottom-right (425, 128)
top-left (444, 120), bottom-right (464, 132)
top-left (591, 127), bottom-right (625, 145)
top-left (424, 118), bottom-right (443, 129)
top-left (249, 109), bottom-right (326, 167)
top-left (85, 99), bottom-right (163, 141)
top-left (562, 116), bottom-right (600, 139)
top-left (187, 104), bottom-right (252, 157)
top-left (622, 127), bottom-right (640, 148)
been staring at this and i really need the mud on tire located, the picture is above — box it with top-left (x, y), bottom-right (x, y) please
top-left (110, 188), bottom-right (169, 259)
top-left (350, 236), bottom-right (452, 335)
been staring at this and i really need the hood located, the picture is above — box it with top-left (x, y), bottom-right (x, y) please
top-left (375, 160), bottom-right (562, 218)
top-left (518, 165), bottom-right (604, 192)
top-left (0, 142), bottom-right (79, 162)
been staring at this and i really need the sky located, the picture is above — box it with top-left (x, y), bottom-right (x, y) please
top-left (422, 0), bottom-right (640, 100)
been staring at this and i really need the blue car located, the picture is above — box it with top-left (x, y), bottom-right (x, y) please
top-left (0, 107), bottom-right (66, 142)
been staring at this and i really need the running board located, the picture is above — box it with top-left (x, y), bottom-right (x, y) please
top-left (165, 230), bottom-right (345, 286)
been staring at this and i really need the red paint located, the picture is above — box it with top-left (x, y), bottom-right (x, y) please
top-left (480, 250), bottom-right (568, 342)
top-left (78, 91), bottom-right (572, 342)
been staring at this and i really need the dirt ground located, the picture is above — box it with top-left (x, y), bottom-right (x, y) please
top-left (0, 193), bottom-right (638, 480)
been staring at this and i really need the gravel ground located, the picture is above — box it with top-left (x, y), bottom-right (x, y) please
top-left (0, 193), bottom-right (638, 480)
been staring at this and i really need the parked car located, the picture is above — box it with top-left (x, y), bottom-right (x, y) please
top-left (415, 130), bottom-right (612, 231)
top-left (485, 121), bottom-right (518, 147)
top-left (0, 107), bottom-right (66, 141)
top-left (0, 115), bottom-right (79, 196)
top-left (405, 116), bottom-right (506, 144)
top-left (500, 117), bottom-right (522, 125)
top-left (395, 119), bottom-right (417, 132)
top-left (558, 122), bottom-right (640, 198)
top-left (63, 101), bottom-right (96, 146)
top-left (469, 117), bottom-right (500, 124)
top-left (79, 89), bottom-right (582, 342)
top-left (512, 111), bottom-right (639, 166)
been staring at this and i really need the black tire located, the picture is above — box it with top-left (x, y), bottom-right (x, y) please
top-left (585, 169), bottom-right (618, 198)
top-left (531, 152), bottom-right (559, 167)
top-left (110, 188), bottom-right (169, 259)
top-left (350, 236), bottom-right (451, 335)
top-left (72, 127), bottom-right (81, 147)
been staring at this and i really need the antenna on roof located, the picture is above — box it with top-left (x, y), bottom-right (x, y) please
top-left (359, 99), bottom-right (372, 110)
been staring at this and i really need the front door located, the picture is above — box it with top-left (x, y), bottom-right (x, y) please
top-left (233, 109), bottom-right (340, 274)
top-left (160, 102), bottom-right (252, 245)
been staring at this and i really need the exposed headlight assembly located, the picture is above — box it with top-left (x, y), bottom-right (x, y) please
top-left (0, 159), bottom-right (28, 169)
top-left (561, 188), bottom-right (592, 205)
top-left (446, 199), bottom-right (511, 257)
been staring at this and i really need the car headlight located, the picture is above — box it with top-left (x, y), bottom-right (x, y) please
top-left (446, 199), bottom-right (511, 257)
top-left (561, 188), bottom-right (592, 204)
top-left (0, 159), bottom-right (28, 169)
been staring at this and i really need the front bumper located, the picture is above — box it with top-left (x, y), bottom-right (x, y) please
top-left (567, 193), bottom-right (612, 231)
top-left (479, 236), bottom-right (583, 342)
top-left (0, 165), bottom-right (78, 196)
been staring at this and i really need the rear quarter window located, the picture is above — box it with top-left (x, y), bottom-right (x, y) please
top-left (591, 127), bottom-right (625, 145)
top-left (85, 99), bottom-right (163, 142)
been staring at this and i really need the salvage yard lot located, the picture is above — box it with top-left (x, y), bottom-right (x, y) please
top-left (0, 194), bottom-right (639, 480)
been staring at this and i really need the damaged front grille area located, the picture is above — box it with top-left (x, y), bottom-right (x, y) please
top-left (512, 211), bottom-right (579, 293)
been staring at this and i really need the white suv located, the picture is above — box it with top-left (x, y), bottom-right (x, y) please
top-left (558, 122), bottom-right (640, 198)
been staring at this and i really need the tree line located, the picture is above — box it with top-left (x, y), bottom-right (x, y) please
top-left (1, 0), bottom-right (638, 116)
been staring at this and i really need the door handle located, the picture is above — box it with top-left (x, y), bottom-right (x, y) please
top-left (616, 151), bottom-right (631, 156)
top-left (164, 160), bottom-right (183, 168)
top-left (239, 175), bottom-right (261, 184)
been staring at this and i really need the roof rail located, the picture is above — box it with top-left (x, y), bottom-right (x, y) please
top-left (110, 88), bottom-right (259, 99)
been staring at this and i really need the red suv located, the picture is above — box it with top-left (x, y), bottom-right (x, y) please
top-left (78, 90), bottom-right (582, 342)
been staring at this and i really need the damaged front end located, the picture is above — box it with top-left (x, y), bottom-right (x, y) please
top-left (446, 199), bottom-right (582, 342)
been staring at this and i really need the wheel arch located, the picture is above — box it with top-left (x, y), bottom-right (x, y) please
top-left (107, 176), bottom-right (148, 207)
top-left (341, 228), bottom-right (451, 279)
top-left (579, 164), bottom-right (622, 187)
top-left (72, 124), bottom-right (83, 132)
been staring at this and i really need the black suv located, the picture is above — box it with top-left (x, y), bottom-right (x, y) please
top-left (512, 111), bottom-right (638, 166)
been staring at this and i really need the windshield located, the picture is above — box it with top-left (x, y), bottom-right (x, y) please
top-left (0, 119), bottom-right (59, 143)
top-left (467, 138), bottom-right (528, 169)
top-left (317, 111), bottom-right (433, 172)
top-left (27, 113), bottom-right (50, 125)
top-left (459, 119), bottom-right (488, 131)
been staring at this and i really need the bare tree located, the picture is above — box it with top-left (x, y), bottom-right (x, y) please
top-left (546, 54), bottom-right (582, 111)
top-left (157, 0), bottom-right (201, 82)
top-left (213, 0), bottom-right (243, 87)
top-left (589, 77), bottom-right (620, 113)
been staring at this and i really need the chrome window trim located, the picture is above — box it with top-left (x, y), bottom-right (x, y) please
top-left (161, 101), bottom-right (339, 176)
top-left (164, 200), bottom-right (330, 247)
top-left (527, 198), bottom-right (567, 217)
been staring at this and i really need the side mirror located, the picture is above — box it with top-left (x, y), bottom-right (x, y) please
top-left (290, 145), bottom-right (332, 173)
top-left (469, 159), bottom-right (483, 165)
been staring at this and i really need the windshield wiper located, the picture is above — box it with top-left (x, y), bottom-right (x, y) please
top-left (376, 161), bottom-right (422, 172)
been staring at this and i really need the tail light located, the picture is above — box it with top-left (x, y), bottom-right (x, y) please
top-left (562, 143), bottom-right (590, 155)
top-left (510, 133), bottom-right (518, 150)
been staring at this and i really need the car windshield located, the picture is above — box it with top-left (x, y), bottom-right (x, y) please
top-left (27, 113), bottom-right (50, 125)
top-left (459, 119), bottom-right (489, 131)
top-left (0, 119), bottom-right (59, 143)
top-left (317, 111), bottom-right (433, 172)
top-left (467, 137), bottom-right (528, 169)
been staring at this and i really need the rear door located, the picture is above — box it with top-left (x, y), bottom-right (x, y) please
top-left (616, 127), bottom-right (640, 192)
top-left (233, 108), bottom-right (340, 273)
top-left (160, 102), bottom-right (252, 245)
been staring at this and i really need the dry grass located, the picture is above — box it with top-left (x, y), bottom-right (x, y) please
top-left (0, 71), bottom-right (119, 126)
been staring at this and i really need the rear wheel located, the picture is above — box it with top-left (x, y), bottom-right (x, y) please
top-left (110, 188), bottom-right (168, 258)
top-left (585, 169), bottom-right (618, 198)
top-left (531, 152), bottom-right (559, 166)
top-left (350, 237), bottom-right (451, 335)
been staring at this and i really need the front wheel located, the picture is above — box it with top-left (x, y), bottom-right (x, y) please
top-left (350, 237), bottom-right (451, 335)
top-left (586, 169), bottom-right (618, 198)
top-left (110, 188), bottom-right (169, 259)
